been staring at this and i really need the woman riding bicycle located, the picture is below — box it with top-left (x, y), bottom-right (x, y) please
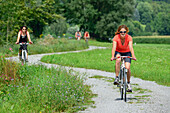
top-left (15, 26), bottom-right (33, 61)
top-left (83, 31), bottom-right (90, 43)
top-left (75, 31), bottom-right (81, 40)
top-left (111, 25), bottom-right (136, 92)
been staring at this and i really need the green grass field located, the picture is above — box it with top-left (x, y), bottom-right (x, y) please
top-left (41, 42), bottom-right (170, 86)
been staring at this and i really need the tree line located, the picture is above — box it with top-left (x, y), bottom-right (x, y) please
top-left (0, 0), bottom-right (169, 44)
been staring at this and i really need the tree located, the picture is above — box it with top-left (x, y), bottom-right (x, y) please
top-left (153, 12), bottom-right (170, 35)
top-left (0, 0), bottom-right (63, 44)
top-left (132, 9), bottom-right (140, 21)
top-left (137, 2), bottom-right (153, 25)
top-left (63, 0), bottom-right (135, 40)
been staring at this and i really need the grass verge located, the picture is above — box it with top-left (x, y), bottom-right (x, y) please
top-left (0, 57), bottom-right (95, 112)
top-left (41, 43), bottom-right (170, 86)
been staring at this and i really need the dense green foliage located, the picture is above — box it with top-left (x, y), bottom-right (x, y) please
top-left (63, 0), bottom-right (135, 40)
top-left (0, 0), bottom-right (169, 43)
top-left (41, 43), bottom-right (170, 86)
top-left (132, 0), bottom-right (170, 36)
top-left (0, 0), bottom-right (63, 44)
top-left (43, 19), bottom-right (68, 37)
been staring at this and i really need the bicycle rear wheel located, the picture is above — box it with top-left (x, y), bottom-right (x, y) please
top-left (123, 68), bottom-right (127, 102)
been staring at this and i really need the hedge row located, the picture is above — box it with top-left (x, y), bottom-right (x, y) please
top-left (133, 38), bottom-right (170, 44)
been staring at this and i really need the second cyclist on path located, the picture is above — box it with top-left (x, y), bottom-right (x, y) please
top-left (15, 26), bottom-right (33, 62)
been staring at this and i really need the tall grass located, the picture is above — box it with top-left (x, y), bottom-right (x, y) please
top-left (0, 64), bottom-right (94, 112)
top-left (41, 44), bottom-right (170, 86)
top-left (0, 57), bottom-right (94, 112)
top-left (0, 38), bottom-right (88, 56)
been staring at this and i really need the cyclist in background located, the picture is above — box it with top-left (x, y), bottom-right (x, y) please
top-left (111, 25), bottom-right (136, 92)
top-left (15, 26), bottom-right (33, 61)
top-left (75, 31), bottom-right (81, 40)
top-left (83, 31), bottom-right (90, 43)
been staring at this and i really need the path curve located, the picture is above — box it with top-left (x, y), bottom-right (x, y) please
top-left (11, 46), bottom-right (170, 113)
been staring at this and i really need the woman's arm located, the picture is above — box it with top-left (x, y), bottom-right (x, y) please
top-left (111, 41), bottom-right (117, 60)
top-left (27, 31), bottom-right (32, 43)
top-left (129, 41), bottom-right (136, 59)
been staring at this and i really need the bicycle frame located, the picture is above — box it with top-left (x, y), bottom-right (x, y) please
top-left (119, 57), bottom-right (128, 102)
top-left (113, 56), bottom-right (135, 102)
top-left (19, 43), bottom-right (29, 64)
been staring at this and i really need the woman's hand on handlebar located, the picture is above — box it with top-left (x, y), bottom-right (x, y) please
top-left (29, 41), bottom-right (33, 44)
top-left (111, 57), bottom-right (116, 61)
top-left (132, 57), bottom-right (136, 61)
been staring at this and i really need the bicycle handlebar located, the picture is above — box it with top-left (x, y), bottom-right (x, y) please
top-left (19, 43), bottom-right (29, 45)
top-left (112, 56), bottom-right (136, 61)
top-left (16, 42), bottom-right (32, 45)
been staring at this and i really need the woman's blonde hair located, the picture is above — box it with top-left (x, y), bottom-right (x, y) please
top-left (115, 25), bottom-right (129, 35)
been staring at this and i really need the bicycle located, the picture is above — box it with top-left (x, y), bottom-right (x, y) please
top-left (18, 42), bottom-right (30, 64)
top-left (113, 56), bottom-right (135, 102)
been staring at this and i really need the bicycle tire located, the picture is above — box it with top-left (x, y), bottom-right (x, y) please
top-left (123, 68), bottom-right (127, 102)
top-left (23, 51), bottom-right (26, 64)
top-left (119, 69), bottom-right (123, 100)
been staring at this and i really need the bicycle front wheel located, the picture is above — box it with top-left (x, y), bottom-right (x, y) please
top-left (119, 69), bottom-right (123, 100)
top-left (23, 51), bottom-right (27, 64)
top-left (123, 68), bottom-right (127, 102)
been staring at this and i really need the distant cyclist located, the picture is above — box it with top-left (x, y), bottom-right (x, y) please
top-left (75, 31), bottom-right (81, 40)
top-left (111, 25), bottom-right (136, 92)
top-left (83, 31), bottom-right (90, 43)
top-left (15, 26), bottom-right (33, 61)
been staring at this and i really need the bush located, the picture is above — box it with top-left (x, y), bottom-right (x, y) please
top-left (42, 19), bottom-right (67, 37)
top-left (66, 25), bottom-right (79, 35)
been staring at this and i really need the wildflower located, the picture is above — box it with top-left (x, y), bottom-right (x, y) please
top-left (9, 48), bottom-right (12, 51)
top-left (63, 34), bottom-right (65, 36)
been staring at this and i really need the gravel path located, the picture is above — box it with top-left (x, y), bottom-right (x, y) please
top-left (11, 46), bottom-right (170, 113)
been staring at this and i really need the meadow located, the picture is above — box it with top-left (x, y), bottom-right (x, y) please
top-left (0, 38), bottom-right (95, 112)
top-left (41, 41), bottom-right (170, 86)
